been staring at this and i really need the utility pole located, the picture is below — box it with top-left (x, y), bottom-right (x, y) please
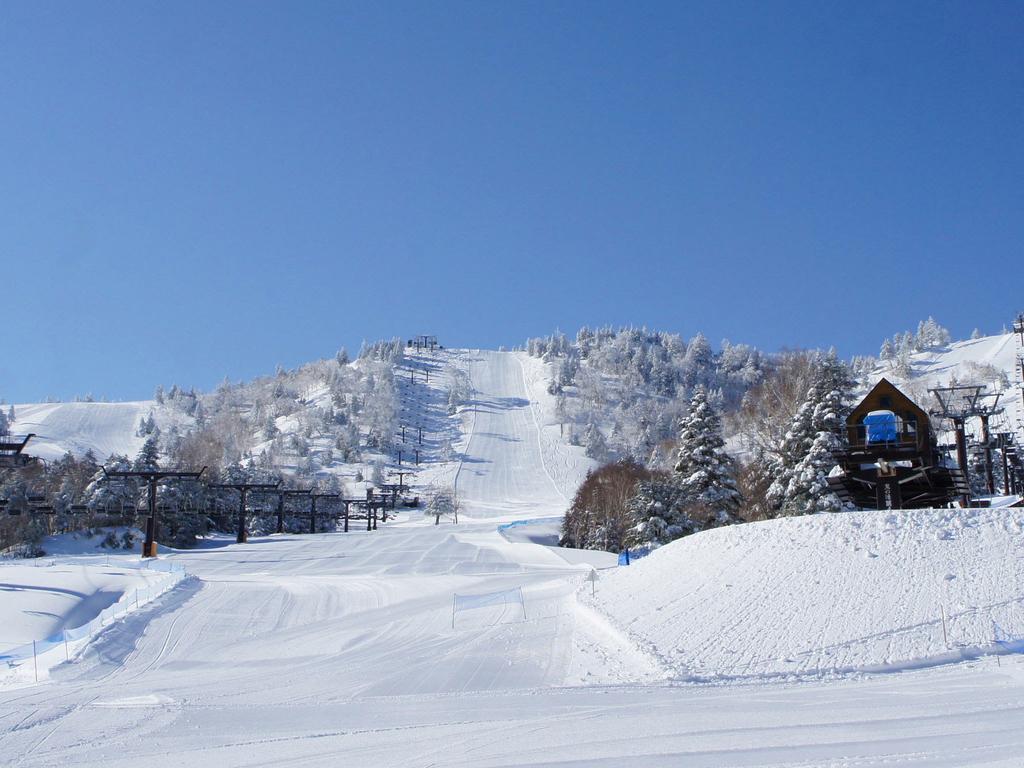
top-left (209, 480), bottom-right (281, 544)
top-left (103, 467), bottom-right (206, 557)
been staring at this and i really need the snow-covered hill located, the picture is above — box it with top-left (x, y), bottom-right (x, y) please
top-left (9, 401), bottom-right (190, 463)
top-left (593, 506), bottom-right (1024, 680)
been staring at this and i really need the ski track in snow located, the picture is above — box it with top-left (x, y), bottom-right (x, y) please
top-left (3, 350), bottom-right (1024, 765)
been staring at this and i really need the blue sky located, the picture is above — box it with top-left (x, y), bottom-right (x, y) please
top-left (2, 1), bottom-right (1022, 402)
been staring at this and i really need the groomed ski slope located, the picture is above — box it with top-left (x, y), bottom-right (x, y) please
top-left (3, 351), bottom-right (1024, 766)
top-left (452, 350), bottom-right (590, 518)
top-left (8, 401), bottom-right (184, 464)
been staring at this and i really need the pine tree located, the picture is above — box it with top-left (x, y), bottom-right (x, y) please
top-left (583, 422), bottom-right (609, 461)
top-left (626, 478), bottom-right (683, 547)
top-left (879, 337), bottom-right (894, 361)
top-left (134, 435), bottom-right (161, 471)
top-left (672, 387), bottom-right (742, 524)
top-left (780, 419), bottom-right (845, 515)
top-left (767, 352), bottom-right (852, 514)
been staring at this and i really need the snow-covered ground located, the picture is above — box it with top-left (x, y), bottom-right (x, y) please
top-left (4, 350), bottom-right (1024, 766)
top-left (593, 506), bottom-right (1024, 680)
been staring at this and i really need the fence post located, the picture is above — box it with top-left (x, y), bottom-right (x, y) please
top-left (941, 605), bottom-right (949, 648)
top-left (32, 640), bottom-right (38, 683)
top-left (64, 630), bottom-right (69, 662)
top-left (452, 595), bottom-right (456, 629)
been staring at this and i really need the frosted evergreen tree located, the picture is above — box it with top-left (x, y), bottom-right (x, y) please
top-left (583, 422), bottom-right (609, 461)
top-left (84, 454), bottom-right (137, 518)
top-left (681, 333), bottom-right (713, 390)
top-left (767, 351), bottom-right (852, 514)
top-left (626, 478), bottom-right (684, 547)
top-left (915, 317), bottom-right (951, 350)
top-left (780, 412), bottom-right (846, 515)
top-left (672, 387), bottom-right (742, 523)
top-left (970, 328), bottom-right (983, 340)
top-left (134, 435), bottom-right (161, 471)
top-left (0, 409), bottom-right (8, 437)
top-left (879, 337), bottom-right (894, 361)
top-left (766, 394), bottom-right (817, 510)
top-left (7, 405), bottom-right (13, 423)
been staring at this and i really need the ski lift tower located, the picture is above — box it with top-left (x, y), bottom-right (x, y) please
top-left (0, 434), bottom-right (38, 469)
top-left (209, 480), bottom-right (281, 544)
top-left (103, 466), bottom-right (207, 557)
top-left (1015, 313), bottom-right (1024, 415)
top-left (974, 392), bottom-right (1004, 495)
top-left (411, 335), bottom-right (439, 353)
top-left (930, 385), bottom-right (985, 506)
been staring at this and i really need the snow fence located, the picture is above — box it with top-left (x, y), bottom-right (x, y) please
top-left (0, 559), bottom-right (189, 685)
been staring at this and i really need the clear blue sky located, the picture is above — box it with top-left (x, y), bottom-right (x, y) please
top-left (3, 1), bottom-right (1022, 402)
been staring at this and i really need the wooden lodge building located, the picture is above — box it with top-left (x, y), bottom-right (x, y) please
top-left (827, 378), bottom-right (969, 509)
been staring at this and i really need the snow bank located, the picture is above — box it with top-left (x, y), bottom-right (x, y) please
top-left (592, 507), bottom-right (1024, 679)
top-left (0, 557), bottom-right (188, 686)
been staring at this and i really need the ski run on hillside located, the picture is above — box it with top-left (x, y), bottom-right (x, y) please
top-left (3, 326), bottom-right (1024, 767)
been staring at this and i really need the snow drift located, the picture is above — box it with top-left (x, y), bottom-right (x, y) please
top-left (592, 507), bottom-right (1024, 679)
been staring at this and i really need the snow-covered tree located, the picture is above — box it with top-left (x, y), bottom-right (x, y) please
top-left (879, 337), bottom-right (894, 361)
top-left (626, 477), bottom-right (683, 548)
top-left (425, 485), bottom-right (460, 525)
top-left (133, 435), bottom-right (161, 472)
top-left (672, 387), bottom-right (742, 524)
top-left (583, 422), bottom-right (609, 461)
top-left (767, 352), bottom-right (851, 515)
